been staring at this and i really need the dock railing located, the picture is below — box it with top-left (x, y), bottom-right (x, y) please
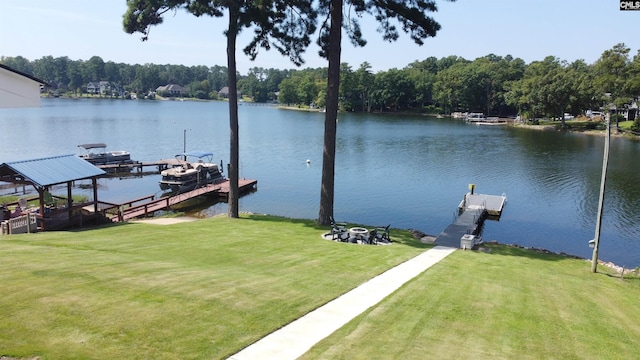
top-left (93, 194), bottom-right (158, 222)
top-left (1, 213), bottom-right (38, 235)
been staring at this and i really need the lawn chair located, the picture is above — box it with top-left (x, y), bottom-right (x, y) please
top-left (43, 191), bottom-right (56, 207)
top-left (366, 229), bottom-right (378, 245)
top-left (375, 225), bottom-right (391, 244)
top-left (18, 198), bottom-right (28, 211)
top-left (330, 216), bottom-right (347, 241)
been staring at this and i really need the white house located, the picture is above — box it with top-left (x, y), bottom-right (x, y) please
top-left (0, 64), bottom-right (48, 108)
top-left (86, 81), bottom-right (124, 96)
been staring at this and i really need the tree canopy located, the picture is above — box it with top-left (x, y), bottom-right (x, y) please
top-left (3, 43), bottom-right (638, 120)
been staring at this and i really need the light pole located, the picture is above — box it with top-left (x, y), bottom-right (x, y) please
top-left (183, 128), bottom-right (191, 160)
top-left (591, 112), bottom-right (610, 273)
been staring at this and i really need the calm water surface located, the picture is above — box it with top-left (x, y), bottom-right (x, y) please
top-left (1, 98), bottom-right (639, 267)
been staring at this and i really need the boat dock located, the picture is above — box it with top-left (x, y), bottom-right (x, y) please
top-left (434, 191), bottom-right (507, 248)
top-left (96, 158), bottom-right (182, 173)
top-left (92, 178), bottom-right (257, 222)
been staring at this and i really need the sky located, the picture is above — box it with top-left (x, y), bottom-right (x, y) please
top-left (1, 1), bottom-right (639, 75)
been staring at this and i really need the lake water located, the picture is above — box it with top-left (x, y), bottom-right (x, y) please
top-left (1, 98), bottom-right (639, 268)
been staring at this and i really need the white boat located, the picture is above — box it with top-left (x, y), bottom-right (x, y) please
top-left (159, 151), bottom-right (224, 193)
top-left (465, 113), bottom-right (487, 122)
top-left (78, 143), bottom-right (134, 165)
top-left (465, 113), bottom-right (506, 125)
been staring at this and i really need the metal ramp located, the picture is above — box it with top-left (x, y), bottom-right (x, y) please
top-left (434, 208), bottom-right (485, 248)
top-left (434, 191), bottom-right (507, 248)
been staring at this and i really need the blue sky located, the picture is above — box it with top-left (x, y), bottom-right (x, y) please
top-left (1, 0), bottom-right (639, 74)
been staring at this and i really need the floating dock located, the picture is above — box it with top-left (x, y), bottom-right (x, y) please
top-left (458, 192), bottom-right (507, 217)
top-left (434, 191), bottom-right (507, 249)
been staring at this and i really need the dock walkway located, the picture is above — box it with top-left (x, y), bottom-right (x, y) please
top-left (434, 208), bottom-right (485, 248)
top-left (96, 158), bottom-right (181, 173)
top-left (93, 179), bottom-right (257, 222)
top-left (434, 192), bottom-right (507, 248)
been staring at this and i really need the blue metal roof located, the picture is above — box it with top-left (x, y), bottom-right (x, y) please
top-left (0, 154), bottom-right (106, 188)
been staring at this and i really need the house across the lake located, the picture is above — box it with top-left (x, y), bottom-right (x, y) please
top-left (156, 84), bottom-right (187, 97)
top-left (217, 86), bottom-right (241, 99)
top-left (86, 81), bottom-right (124, 97)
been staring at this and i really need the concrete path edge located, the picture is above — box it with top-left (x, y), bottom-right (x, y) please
top-left (228, 245), bottom-right (456, 360)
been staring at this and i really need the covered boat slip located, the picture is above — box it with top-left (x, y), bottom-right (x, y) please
top-left (0, 155), bottom-right (106, 233)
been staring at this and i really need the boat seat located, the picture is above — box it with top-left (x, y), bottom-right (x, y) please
top-left (44, 191), bottom-right (56, 207)
top-left (18, 198), bottom-right (28, 210)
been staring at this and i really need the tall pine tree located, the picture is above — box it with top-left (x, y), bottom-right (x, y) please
top-left (124, 0), bottom-right (317, 218)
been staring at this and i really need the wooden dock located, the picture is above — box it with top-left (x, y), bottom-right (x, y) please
top-left (96, 159), bottom-right (181, 173)
top-left (94, 178), bottom-right (257, 222)
top-left (434, 192), bottom-right (507, 248)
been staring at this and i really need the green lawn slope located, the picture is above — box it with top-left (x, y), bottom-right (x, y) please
top-left (1, 215), bottom-right (638, 359)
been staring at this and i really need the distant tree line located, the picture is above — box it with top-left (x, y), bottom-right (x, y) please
top-left (0, 55), bottom-right (233, 100)
top-left (2, 43), bottom-right (640, 119)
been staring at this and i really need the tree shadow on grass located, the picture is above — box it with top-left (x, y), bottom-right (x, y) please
top-left (477, 243), bottom-right (583, 263)
top-left (478, 243), bottom-right (640, 280)
top-left (242, 213), bottom-right (431, 249)
top-left (64, 221), bottom-right (128, 233)
top-left (58, 213), bottom-right (430, 249)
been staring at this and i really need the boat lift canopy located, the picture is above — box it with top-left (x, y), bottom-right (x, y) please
top-left (78, 143), bottom-right (108, 150)
top-left (180, 151), bottom-right (214, 159)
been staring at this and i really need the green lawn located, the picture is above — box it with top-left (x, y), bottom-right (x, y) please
top-left (0, 215), bottom-right (425, 359)
top-left (302, 245), bottom-right (640, 359)
top-left (1, 215), bottom-right (639, 359)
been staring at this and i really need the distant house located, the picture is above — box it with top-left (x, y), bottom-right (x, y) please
top-left (156, 84), bottom-right (187, 97)
top-left (86, 81), bottom-right (124, 96)
top-left (218, 86), bottom-right (240, 99)
top-left (86, 82), bottom-right (100, 94)
top-left (0, 63), bottom-right (48, 108)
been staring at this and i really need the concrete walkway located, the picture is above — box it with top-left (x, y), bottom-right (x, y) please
top-left (129, 217), bottom-right (196, 225)
top-left (228, 246), bottom-right (456, 360)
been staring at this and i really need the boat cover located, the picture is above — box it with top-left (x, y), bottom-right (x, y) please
top-left (78, 143), bottom-right (107, 150)
top-left (182, 151), bottom-right (213, 158)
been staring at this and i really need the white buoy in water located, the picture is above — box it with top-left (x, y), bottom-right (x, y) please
top-left (306, 159), bottom-right (311, 164)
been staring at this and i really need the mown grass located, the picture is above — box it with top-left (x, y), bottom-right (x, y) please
top-left (618, 120), bottom-right (634, 130)
top-left (301, 245), bottom-right (640, 360)
top-left (0, 214), bottom-right (425, 359)
top-left (2, 215), bottom-right (639, 359)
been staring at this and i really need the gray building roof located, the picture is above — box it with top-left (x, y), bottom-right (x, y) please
top-left (0, 154), bottom-right (105, 188)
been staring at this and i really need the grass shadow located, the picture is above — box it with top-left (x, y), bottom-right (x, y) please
top-left (478, 243), bottom-right (582, 263)
top-left (242, 214), bottom-right (431, 249)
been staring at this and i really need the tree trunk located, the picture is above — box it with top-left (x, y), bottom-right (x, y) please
top-left (227, 5), bottom-right (240, 218)
top-left (317, 0), bottom-right (342, 226)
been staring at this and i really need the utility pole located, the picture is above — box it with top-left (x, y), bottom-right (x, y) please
top-left (591, 113), bottom-right (610, 273)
